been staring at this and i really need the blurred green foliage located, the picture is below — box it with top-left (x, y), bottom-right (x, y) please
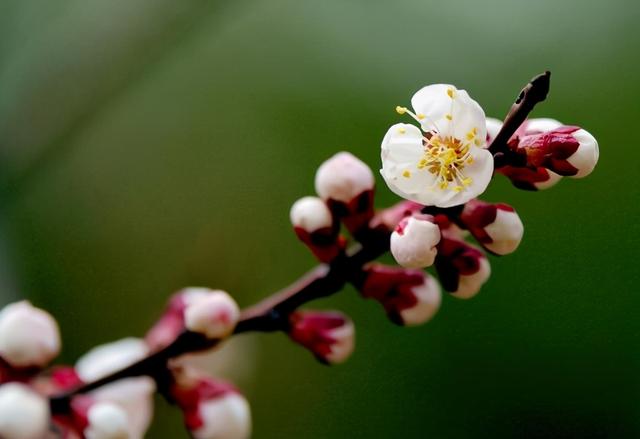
top-left (1, 0), bottom-right (639, 437)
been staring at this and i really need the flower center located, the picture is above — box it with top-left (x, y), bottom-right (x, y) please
top-left (419, 133), bottom-right (474, 192)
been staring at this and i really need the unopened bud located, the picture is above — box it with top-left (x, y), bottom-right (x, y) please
top-left (184, 290), bottom-right (240, 339)
top-left (288, 310), bottom-right (355, 365)
top-left (519, 126), bottom-right (598, 178)
top-left (85, 402), bottom-right (130, 439)
top-left (435, 238), bottom-right (491, 299)
top-left (171, 375), bottom-right (251, 439)
top-left (0, 300), bottom-right (60, 369)
top-left (460, 200), bottom-right (524, 255)
top-left (290, 196), bottom-right (334, 232)
top-left (390, 214), bottom-right (440, 268)
top-left (356, 265), bottom-right (441, 326)
top-left (314, 152), bottom-right (375, 204)
top-left (0, 383), bottom-right (50, 439)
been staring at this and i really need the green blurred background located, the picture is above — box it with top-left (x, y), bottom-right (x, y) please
top-left (0, 0), bottom-right (638, 437)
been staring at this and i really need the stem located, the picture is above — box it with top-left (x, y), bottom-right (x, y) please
top-left (48, 72), bottom-right (551, 415)
top-left (489, 71), bottom-right (551, 167)
top-left (49, 223), bottom-right (391, 414)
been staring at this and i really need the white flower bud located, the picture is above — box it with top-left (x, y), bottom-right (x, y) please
top-left (567, 128), bottom-right (599, 178)
top-left (0, 383), bottom-right (50, 439)
top-left (289, 196), bottom-right (333, 232)
top-left (76, 338), bottom-right (148, 382)
top-left (451, 257), bottom-right (491, 299)
top-left (0, 300), bottom-right (60, 368)
top-left (483, 207), bottom-right (524, 255)
top-left (85, 402), bottom-right (130, 439)
top-left (193, 393), bottom-right (251, 439)
top-left (314, 152), bottom-right (375, 203)
top-left (399, 274), bottom-right (442, 326)
top-left (390, 215), bottom-right (441, 268)
top-left (184, 290), bottom-right (240, 339)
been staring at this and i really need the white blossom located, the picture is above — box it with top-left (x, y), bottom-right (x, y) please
top-left (381, 84), bottom-right (493, 207)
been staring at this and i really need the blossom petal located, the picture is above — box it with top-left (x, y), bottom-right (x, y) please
top-left (411, 84), bottom-right (486, 143)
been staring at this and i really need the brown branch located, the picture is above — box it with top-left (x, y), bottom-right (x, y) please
top-left (49, 223), bottom-right (392, 414)
top-left (489, 71), bottom-right (551, 167)
top-left (49, 72), bottom-right (551, 416)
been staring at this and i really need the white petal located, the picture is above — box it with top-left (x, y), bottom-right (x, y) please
top-left (451, 258), bottom-right (491, 299)
top-left (0, 383), bottom-right (50, 439)
top-left (484, 209), bottom-right (524, 255)
top-left (90, 377), bottom-right (155, 439)
top-left (399, 275), bottom-right (441, 326)
top-left (411, 85), bottom-right (486, 143)
top-left (534, 170), bottom-right (562, 190)
top-left (525, 118), bottom-right (562, 134)
top-left (325, 320), bottom-right (355, 365)
top-left (290, 196), bottom-right (332, 232)
top-left (85, 403), bottom-right (130, 439)
top-left (568, 129), bottom-right (599, 178)
top-left (390, 216), bottom-right (440, 268)
top-left (0, 301), bottom-right (60, 368)
top-left (76, 338), bottom-right (148, 382)
top-left (193, 394), bottom-right (251, 439)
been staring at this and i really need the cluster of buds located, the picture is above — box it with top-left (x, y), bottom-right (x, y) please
top-left (0, 289), bottom-right (249, 438)
top-left (0, 72), bottom-right (598, 437)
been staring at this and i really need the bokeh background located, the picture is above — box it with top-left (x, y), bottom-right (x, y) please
top-left (1, 0), bottom-right (639, 437)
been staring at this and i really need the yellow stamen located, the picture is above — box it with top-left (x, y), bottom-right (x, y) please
top-left (416, 113), bottom-right (425, 120)
top-left (447, 88), bottom-right (455, 98)
top-left (445, 114), bottom-right (452, 120)
top-left (398, 126), bottom-right (406, 134)
top-left (402, 170), bottom-right (411, 178)
top-left (396, 106), bottom-right (407, 115)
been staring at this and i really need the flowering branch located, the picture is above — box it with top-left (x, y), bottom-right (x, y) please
top-left (0, 72), bottom-right (599, 439)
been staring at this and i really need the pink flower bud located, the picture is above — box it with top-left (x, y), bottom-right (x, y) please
top-left (435, 237), bottom-right (490, 299)
top-left (0, 300), bottom-right (60, 369)
top-left (290, 197), bottom-right (345, 262)
top-left (290, 196), bottom-right (334, 232)
top-left (390, 214), bottom-right (441, 268)
top-left (184, 290), bottom-right (240, 339)
top-left (460, 200), bottom-right (524, 255)
top-left (170, 374), bottom-right (251, 439)
top-left (315, 152), bottom-right (376, 233)
top-left (519, 126), bottom-right (599, 178)
top-left (314, 152), bottom-right (375, 204)
top-left (146, 288), bottom-right (213, 351)
top-left (356, 265), bottom-right (441, 326)
top-left (0, 382), bottom-right (50, 439)
top-left (288, 311), bottom-right (355, 365)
